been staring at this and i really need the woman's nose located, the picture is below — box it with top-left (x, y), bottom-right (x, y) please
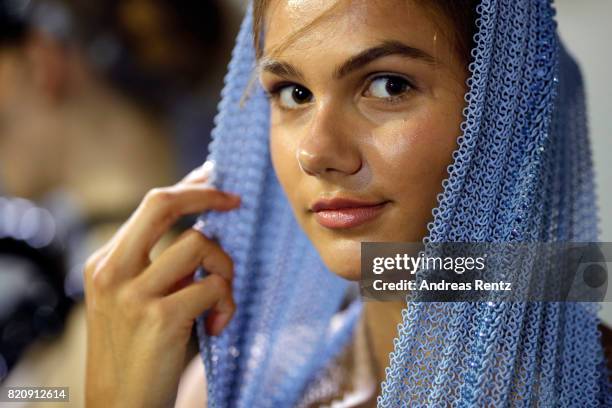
top-left (296, 105), bottom-right (362, 177)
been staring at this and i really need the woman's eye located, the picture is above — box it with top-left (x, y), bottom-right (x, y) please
top-left (274, 85), bottom-right (313, 110)
top-left (364, 75), bottom-right (412, 100)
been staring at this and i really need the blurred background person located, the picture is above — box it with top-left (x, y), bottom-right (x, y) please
top-left (0, 0), bottom-right (242, 405)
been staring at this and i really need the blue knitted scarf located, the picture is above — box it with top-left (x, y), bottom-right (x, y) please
top-left (194, 0), bottom-right (611, 406)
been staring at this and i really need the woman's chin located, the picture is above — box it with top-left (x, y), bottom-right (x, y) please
top-left (306, 230), bottom-right (380, 281)
top-left (332, 267), bottom-right (362, 281)
top-left (320, 250), bottom-right (362, 281)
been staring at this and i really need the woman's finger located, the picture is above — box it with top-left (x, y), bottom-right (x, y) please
top-left (164, 274), bottom-right (235, 334)
top-left (136, 228), bottom-right (233, 295)
top-left (108, 184), bottom-right (240, 274)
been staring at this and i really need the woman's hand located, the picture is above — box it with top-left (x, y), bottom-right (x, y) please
top-left (83, 164), bottom-right (240, 408)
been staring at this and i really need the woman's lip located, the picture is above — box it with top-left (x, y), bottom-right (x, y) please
top-left (312, 202), bottom-right (389, 229)
top-left (310, 197), bottom-right (386, 212)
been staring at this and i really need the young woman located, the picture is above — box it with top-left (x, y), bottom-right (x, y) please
top-left (84, 0), bottom-right (611, 406)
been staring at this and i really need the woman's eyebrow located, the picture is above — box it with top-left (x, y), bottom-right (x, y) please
top-left (258, 40), bottom-right (437, 81)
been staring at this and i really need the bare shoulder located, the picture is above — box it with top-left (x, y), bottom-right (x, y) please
top-left (174, 354), bottom-right (207, 408)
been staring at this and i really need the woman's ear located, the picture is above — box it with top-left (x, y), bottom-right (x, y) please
top-left (24, 32), bottom-right (70, 103)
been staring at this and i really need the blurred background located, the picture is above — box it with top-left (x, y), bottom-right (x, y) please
top-left (0, 0), bottom-right (246, 405)
top-left (556, 0), bottom-right (612, 323)
top-left (0, 0), bottom-right (610, 406)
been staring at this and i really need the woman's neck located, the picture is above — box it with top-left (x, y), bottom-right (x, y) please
top-left (362, 299), bottom-right (407, 387)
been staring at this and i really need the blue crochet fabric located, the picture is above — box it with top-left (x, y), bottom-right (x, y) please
top-left (193, 0), bottom-right (612, 406)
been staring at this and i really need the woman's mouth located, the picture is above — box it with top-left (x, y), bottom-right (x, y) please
top-left (310, 197), bottom-right (390, 229)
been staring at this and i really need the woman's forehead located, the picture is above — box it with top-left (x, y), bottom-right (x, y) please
top-left (262, 0), bottom-right (452, 63)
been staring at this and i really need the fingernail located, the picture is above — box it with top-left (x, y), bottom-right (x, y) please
top-left (224, 192), bottom-right (241, 202)
top-left (201, 160), bottom-right (215, 177)
top-left (205, 312), bottom-right (227, 336)
top-left (212, 312), bottom-right (232, 335)
top-left (199, 161), bottom-right (217, 185)
top-left (182, 160), bottom-right (216, 184)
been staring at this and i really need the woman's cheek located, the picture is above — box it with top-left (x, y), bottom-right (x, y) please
top-left (270, 124), bottom-right (303, 208)
top-left (270, 126), bottom-right (289, 186)
top-left (368, 114), bottom-right (455, 183)
top-left (367, 107), bottom-right (461, 228)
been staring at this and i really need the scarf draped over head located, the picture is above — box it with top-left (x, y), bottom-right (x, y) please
top-left (193, 0), bottom-right (612, 406)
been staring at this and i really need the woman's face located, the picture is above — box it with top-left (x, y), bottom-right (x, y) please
top-left (259, 0), bottom-right (468, 280)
